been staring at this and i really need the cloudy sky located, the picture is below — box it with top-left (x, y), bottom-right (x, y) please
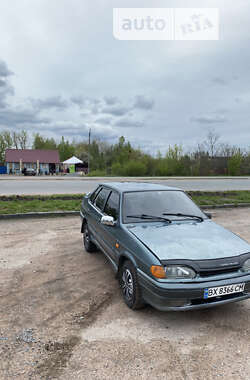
top-left (0, 0), bottom-right (249, 153)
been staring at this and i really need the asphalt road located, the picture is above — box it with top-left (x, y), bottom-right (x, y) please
top-left (1, 177), bottom-right (250, 194)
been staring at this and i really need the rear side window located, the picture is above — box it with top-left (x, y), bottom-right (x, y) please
top-left (104, 191), bottom-right (120, 220)
top-left (95, 188), bottom-right (110, 211)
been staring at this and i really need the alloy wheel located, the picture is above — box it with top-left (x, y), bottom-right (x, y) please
top-left (121, 268), bottom-right (134, 301)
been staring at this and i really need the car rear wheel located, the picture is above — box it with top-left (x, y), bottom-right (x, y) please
top-left (83, 223), bottom-right (97, 253)
top-left (119, 261), bottom-right (145, 310)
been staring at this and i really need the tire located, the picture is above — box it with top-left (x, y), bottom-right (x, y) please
top-left (119, 260), bottom-right (145, 310)
top-left (83, 223), bottom-right (97, 253)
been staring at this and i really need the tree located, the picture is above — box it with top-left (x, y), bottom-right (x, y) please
top-left (0, 130), bottom-right (13, 163)
top-left (228, 152), bottom-right (243, 176)
top-left (33, 133), bottom-right (57, 150)
top-left (2, 130), bottom-right (13, 148)
top-left (12, 131), bottom-right (19, 149)
top-left (164, 145), bottom-right (185, 175)
top-left (18, 130), bottom-right (28, 149)
top-left (203, 130), bottom-right (220, 157)
top-left (33, 133), bottom-right (45, 149)
top-left (58, 136), bottom-right (75, 161)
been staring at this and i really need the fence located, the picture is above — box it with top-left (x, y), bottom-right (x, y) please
top-left (0, 166), bottom-right (7, 174)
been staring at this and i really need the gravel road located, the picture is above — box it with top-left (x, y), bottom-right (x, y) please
top-left (1, 209), bottom-right (250, 379)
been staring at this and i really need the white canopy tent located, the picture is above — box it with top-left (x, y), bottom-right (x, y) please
top-left (63, 156), bottom-right (83, 164)
top-left (62, 156), bottom-right (85, 174)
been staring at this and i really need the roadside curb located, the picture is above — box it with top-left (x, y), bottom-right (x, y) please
top-left (1, 203), bottom-right (250, 219)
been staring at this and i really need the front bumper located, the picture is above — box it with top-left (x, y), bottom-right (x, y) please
top-left (137, 269), bottom-right (250, 311)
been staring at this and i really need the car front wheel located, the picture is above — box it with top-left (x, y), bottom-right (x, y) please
top-left (119, 261), bottom-right (145, 310)
top-left (83, 223), bottom-right (97, 253)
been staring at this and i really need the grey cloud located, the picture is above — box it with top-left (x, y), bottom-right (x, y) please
top-left (191, 114), bottom-right (227, 124)
top-left (102, 104), bottom-right (131, 116)
top-left (71, 95), bottom-right (85, 107)
top-left (41, 122), bottom-right (87, 134)
top-left (0, 60), bottom-right (13, 77)
top-left (0, 99), bottom-right (6, 109)
top-left (30, 96), bottom-right (68, 110)
top-left (115, 117), bottom-right (143, 128)
top-left (0, 107), bottom-right (50, 127)
top-left (42, 121), bottom-right (118, 141)
top-left (104, 96), bottom-right (119, 105)
top-left (211, 77), bottom-right (228, 86)
top-left (134, 95), bottom-right (154, 110)
top-left (71, 96), bottom-right (100, 107)
top-left (95, 116), bottom-right (113, 124)
top-left (0, 60), bottom-right (14, 109)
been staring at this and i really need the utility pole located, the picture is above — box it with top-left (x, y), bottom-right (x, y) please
top-left (88, 128), bottom-right (91, 174)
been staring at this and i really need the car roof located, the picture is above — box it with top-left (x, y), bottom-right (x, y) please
top-left (99, 182), bottom-right (181, 193)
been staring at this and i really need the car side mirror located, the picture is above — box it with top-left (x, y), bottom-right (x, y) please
top-left (101, 215), bottom-right (116, 226)
top-left (205, 212), bottom-right (212, 219)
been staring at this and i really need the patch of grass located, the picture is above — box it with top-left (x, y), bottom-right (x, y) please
top-left (0, 191), bottom-right (250, 215)
top-left (188, 191), bottom-right (250, 206)
top-left (0, 199), bottom-right (82, 214)
top-left (0, 194), bottom-right (83, 201)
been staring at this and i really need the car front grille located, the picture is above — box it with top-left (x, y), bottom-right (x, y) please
top-left (199, 268), bottom-right (240, 277)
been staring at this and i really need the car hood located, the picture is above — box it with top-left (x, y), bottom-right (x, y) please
top-left (127, 220), bottom-right (250, 261)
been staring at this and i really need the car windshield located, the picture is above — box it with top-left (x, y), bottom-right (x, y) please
top-left (123, 190), bottom-right (206, 223)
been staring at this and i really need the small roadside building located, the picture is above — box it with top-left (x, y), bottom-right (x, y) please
top-left (5, 149), bottom-right (60, 175)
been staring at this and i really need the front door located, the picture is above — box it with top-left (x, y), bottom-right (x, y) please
top-left (88, 187), bottom-right (111, 248)
top-left (99, 191), bottom-right (120, 264)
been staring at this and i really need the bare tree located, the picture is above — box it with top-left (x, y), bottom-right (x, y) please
top-left (203, 130), bottom-right (220, 157)
top-left (12, 131), bottom-right (19, 149)
top-left (2, 130), bottom-right (13, 148)
top-left (18, 130), bottom-right (28, 149)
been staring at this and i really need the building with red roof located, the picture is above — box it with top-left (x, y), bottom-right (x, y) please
top-left (5, 149), bottom-right (60, 175)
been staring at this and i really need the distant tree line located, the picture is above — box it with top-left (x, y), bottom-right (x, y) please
top-left (0, 129), bottom-right (249, 176)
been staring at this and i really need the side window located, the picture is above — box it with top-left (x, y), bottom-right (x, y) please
top-left (95, 188), bottom-right (111, 211)
top-left (90, 187), bottom-right (101, 203)
top-left (104, 191), bottom-right (120, 220)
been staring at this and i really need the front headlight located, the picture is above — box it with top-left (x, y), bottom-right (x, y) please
top-left (165, 265), bottom-right (196, 279)
top-left (242, 259), bottom-right (250, 272)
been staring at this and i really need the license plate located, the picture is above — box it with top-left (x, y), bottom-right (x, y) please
top-left (204, 283), bottom-right (245, 299)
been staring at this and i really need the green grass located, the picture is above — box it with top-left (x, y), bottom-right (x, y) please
top-left (0, 191), bottom-right (250, 215)
top-left (188, 191), bottom-right (250, 206)
top-left (0, 199), bottom-right (82, 214)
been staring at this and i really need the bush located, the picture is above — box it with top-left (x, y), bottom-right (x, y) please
top-left (87, 169), bottom-right (107, 177)
top-left (155, 160), bottom-right (169, 176)
top-left (228, 153), bottom-right (243, 176)
top-left (122, 161), bottom-right (147, 176)
top-left (111, 162), bottom-right (124, 176)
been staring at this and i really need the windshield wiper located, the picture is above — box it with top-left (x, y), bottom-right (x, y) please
top-left (126, 214), bottom-right (172, 223)
top-left (162, 213), bottom-right (204, 222)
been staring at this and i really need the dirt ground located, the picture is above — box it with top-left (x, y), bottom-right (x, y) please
top-left (0, 209), bottom-right (250, 380)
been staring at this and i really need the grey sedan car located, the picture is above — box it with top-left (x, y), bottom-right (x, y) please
top-left (80, 182), bottom-right (250, 311)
